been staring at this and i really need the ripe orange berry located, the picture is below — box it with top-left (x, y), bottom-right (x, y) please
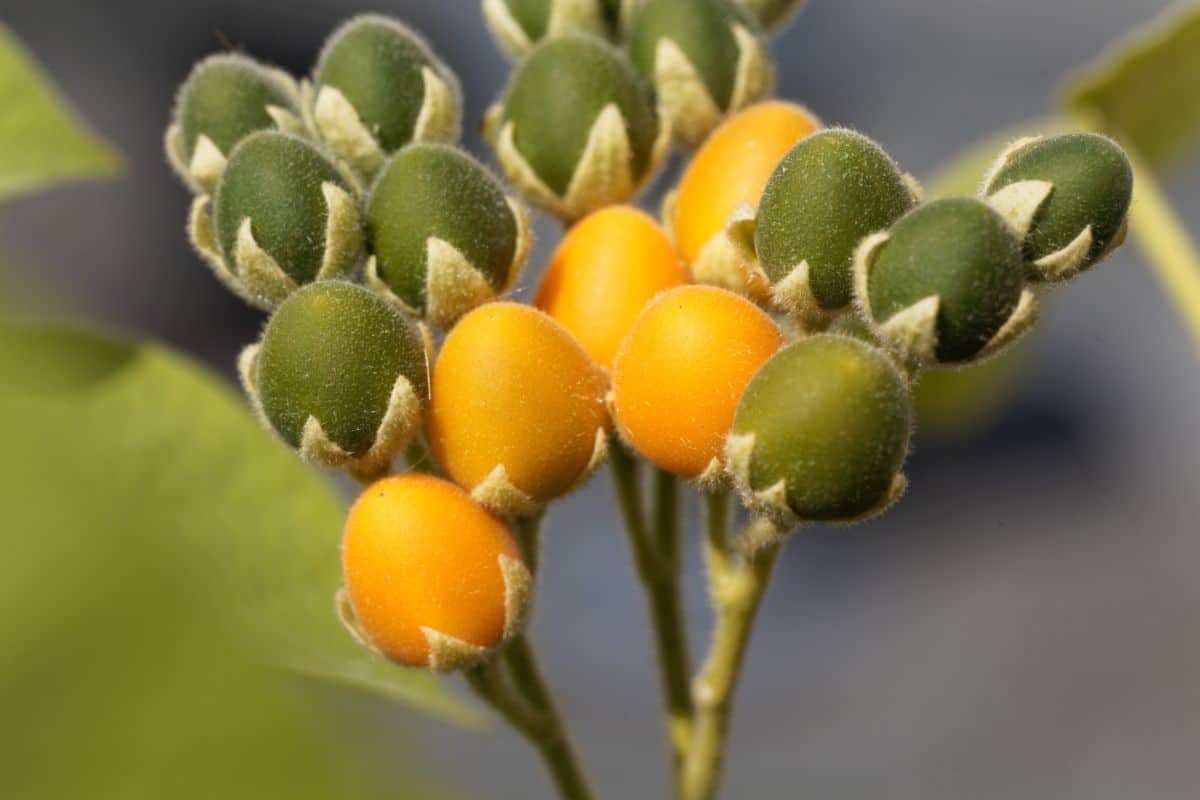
top-left (534, 206), bottom-right (689, 368)
top-left (611, 285), bottom-right (785, 478)
top-left (341, 474), bottom-right (528, 670)
top-left (427, 302), bottom-right (609, 513)
top-left (671, 102), bottom-right (820, 298)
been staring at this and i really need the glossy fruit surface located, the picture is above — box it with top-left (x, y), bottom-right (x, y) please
top-left (342, 474), bottom-right (522, 666)
top-left (427, 302), bottom-right (609, 503)
top-left (535, 206), bottom-right (688, 368)
top-left (611, 285), bottom-right (784, 477)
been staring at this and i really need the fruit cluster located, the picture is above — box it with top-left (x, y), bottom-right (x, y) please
top-left (166, 2), bottom-right (1133, 796)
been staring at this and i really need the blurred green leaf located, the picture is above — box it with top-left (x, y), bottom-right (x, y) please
top-left (926, 118), bottom-right (1068, 199)
top-left (912, 344), bottom-right (1029, 439)
top-left (0, 22), bottom-right (123, 200)
top-left (1064, 4), bottom-right (1200, 168)
top-left (0, 320), bottom-right (478, 726)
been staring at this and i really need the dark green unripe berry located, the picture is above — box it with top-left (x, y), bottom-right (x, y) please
top-left (490, 32), bottom-right (665, 221)
top-left (628, 0), bottom-right (773, 147)
top-left (482, 0), bottom-right (608, 61)
top-left (984, 133), bottom-right (1132, 282)
top-left (366, 144), bottom-right (529, 327)
top-left (247, 282), bottom-right (428, 478)
top-left (859, 197), bottom-right (1026, 364)
top-left (755, 129), bottom-right (916, 319)
top-left (167, 54), bottom-right (299, 193)
top-left (209, 132), bottom-right (361, 304)
top-left (313, 15), bottom-right (461, 176)
top-left (735, 0), bottom-right (805, 31)
top-left (727, 334), bottom-right (912, 523)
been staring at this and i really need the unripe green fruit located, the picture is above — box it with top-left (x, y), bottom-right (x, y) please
top-left (984, 133), bottom-right (1132, 279)
top-left (628, 0), bottom-right (773, 146)
top-left (313, 15), bottom-right (461, 174)
top-left (735, 0), bottom-right (805, 31)
top-left (482, 0), bottom-right (609, 61)
top-left (213, 132), bottom-right (359, 286)
top-left (756, 129), bottom-right (915, 315)
top-left (174, 54), bottom-right (297, 163)
top-left (728, 334), bottom-right (912, 523)
top-left (863, 197), bottom-right (1025, 363)
top-left (254, 282), bottom-right (428, 460)
top-left (366, 144), bottom-right (527, 325)
top-left (492, 32), bottom-right (662, 218)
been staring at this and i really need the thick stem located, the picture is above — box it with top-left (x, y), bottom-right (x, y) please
top-left (682, 511), bottom-right (783, 800)
top-left (609, 444), bottom-right (694, 774)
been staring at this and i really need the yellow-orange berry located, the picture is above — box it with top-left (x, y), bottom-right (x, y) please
top-left (672, 102), bottom-right (820, 298)
top-left (427, 302), bottom-right (609, 513)
top-left (611, 285), bottom-right (785, 478)
top-left (341, 474), bottom-right (526, 669)
top-left (534, 206), bottom-right (689, 368)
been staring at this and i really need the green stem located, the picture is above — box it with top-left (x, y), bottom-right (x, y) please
top-left (1126, 155), bottom-right (1200, 354)
top-left (609, 444), bottom-right (694, 775)
top-left (682, 511), bottom-right (783, 800)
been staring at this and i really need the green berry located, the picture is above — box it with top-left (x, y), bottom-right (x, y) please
top-left (173, 54), bottom-right (296, 162)
top-left (483, 0), bottom-right (609, 60)
top-left (255, 282), bottom-right (428, 457)
top-left (756, 129), bottom-right (915, 312)
top-left (628, 0), bottom-right (768, 128)
top-left (496, 32), bottom-right (660, 200)
top-left (985, 133), bottom-right (1132, 277)
top-left (314, 15), bottom-right (461, 158)
top-left (729, 334), bottom-right (912, 522)
top-left (367, 144), bottom-right (525, 323)
top-left (213, 132), bottom-right (359, 286)
top-left (864, 197), bottom-right (1024, 363)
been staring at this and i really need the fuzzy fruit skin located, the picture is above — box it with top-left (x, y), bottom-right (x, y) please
top-left (499, 33), bottom-right (660, 196)
top-left (628, 0), bottom-right (761, 111)
top-left (731, 334), bottom-right (912, 521)
top-left (505, 0), bottom-right (555, 39)
top-left (867, 197), bottom-right (1024, 363)
top-left (756, 129), bottom-right (914, 310)
top-left (175, 54), bottom-right (295, 159)
top-left (368, 144), bottom-right (518, 312)
top-left (315, 15), bottom-right (447, 152)
top-left (213, 132), bottom-right (351, 284)
top-left (343, 474), bottom-right (522, 667)
top-left (611, 285), bottom-right (785, 477)
top-left (427, 302), bottom-right (609, 503)
top-left (257, 282), bottom-right (428, 454)
top-left (672, 101), bottom-right (819, 269)
top-left (985, 133), bottom-right (1132, 273)
top-left (534, 206), bottom-right (688, 368)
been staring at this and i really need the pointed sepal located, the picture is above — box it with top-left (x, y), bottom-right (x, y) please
top-left (689, 202), bottom-right (771, 302)
top-left (482, 0), bottom-right (606, 61)
top-left (977, 287), bottom-right (1038, 360)
top-left (471, 463), bottom-right (539, 518)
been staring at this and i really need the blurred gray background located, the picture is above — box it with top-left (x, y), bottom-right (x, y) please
top-left (4, 0), bottom-right (1199, 797)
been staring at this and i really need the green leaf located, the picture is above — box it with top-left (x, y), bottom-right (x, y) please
top-left (0, 319), bottom-right (478, 726)
top-left (0, 22), bottom-right (123, 200)
top-left (1064, 4), bottom-right (1200, 168)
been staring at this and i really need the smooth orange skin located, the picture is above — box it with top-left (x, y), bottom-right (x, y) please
top-left (673, 102), bottom-right (820, 297)
top-left (611, 285), bottom-right (785, 477)
top-left (535, 206), bottom-right (689, 369)
top-left (342, 474), bottom-right (522, 667)
top-left (427, 302), bottom-right (609, 503)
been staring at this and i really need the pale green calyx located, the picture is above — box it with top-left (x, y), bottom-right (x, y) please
top-left (687, 202), bottom-right (770, 300)
top-left (725, 430), bottom-right (908, 529)
top-left (651, 23), bottom-right (773, 147)
top-left (767, 260), bottom-right (836, 329)
top-left (187, 181), bottom-right (362, 310)
top-left (481, 0), bottom-right (608, 61)
top-left (308, 64), bottom-right (460, 178)
top-left (470, 426), bottom-right (608, 517)
top-left (490, 101), bottom-right (671, 222)
top-left (423, 554), bottom-right (532, 671)
top-left (365, 196), bottom-right (532, 328)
